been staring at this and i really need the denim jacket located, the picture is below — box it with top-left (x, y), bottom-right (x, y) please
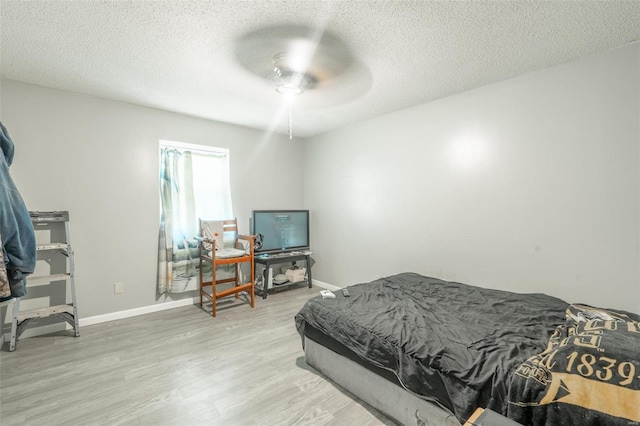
top-left (0, 121), bottom-right (35, 301)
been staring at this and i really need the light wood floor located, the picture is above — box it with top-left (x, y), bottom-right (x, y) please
top-left (0, 285), bottom-right (396, 426)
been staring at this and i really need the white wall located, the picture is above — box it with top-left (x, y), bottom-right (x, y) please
top-left (1, 41), bottom-right (639, 329)
top-left (304, 43), bottom-right (640, 314)
top-left (0, 80), bottom-right (304, 321)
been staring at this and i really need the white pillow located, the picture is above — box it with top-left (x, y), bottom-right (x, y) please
top-left (201, 220), bottom-right (224, 249)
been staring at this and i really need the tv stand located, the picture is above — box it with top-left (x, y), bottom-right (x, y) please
top-left (254, 251), bottom-right (313, 299)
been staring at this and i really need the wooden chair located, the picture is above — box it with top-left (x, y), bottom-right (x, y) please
top-left (198, 218), bottom-right (255, 317)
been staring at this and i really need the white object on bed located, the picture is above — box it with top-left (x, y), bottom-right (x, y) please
top-left (320, 290), bottom-right (335, 299)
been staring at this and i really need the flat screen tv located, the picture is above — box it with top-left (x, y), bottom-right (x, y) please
top-left (251, 210), bottom-right (309, 254)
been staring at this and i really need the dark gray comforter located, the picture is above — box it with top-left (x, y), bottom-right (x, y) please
top-left (295, 272), bottom-right (568, 421)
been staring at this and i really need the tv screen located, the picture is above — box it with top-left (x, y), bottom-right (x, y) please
top-left (251, 210), bottom-right (309, 254)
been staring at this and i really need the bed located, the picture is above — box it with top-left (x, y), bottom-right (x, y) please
top-left (294, 273), bottom-right (640, 425)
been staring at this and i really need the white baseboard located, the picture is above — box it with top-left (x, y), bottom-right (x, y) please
top-left (83, 282), bottom-right (339, 325)
top-left (3, 297), bottom-right (199, 343)
top-left (4, 281), bottom-right (338, 343)
top-left (80, 297), bottom-right (198, 327)
top-left (312, 279), bottom-right (342, 292)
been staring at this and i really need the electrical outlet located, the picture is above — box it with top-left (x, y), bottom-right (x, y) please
top-left (114, 282), bottom-right (124, 294)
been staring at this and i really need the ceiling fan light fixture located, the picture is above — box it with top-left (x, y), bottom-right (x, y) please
top-left (270, 53), bottom-right (314, 96)
top-left (275, 82), bottom-right (304, 96)
top-left (273, 71), bottom-right (312, 95)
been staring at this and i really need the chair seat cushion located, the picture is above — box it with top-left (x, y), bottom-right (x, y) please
top-left (208, 248), bottom-right (247, 259)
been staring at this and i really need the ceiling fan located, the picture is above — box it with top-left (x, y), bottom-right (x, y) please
top-left (234, 24), bottom-right (366, 138)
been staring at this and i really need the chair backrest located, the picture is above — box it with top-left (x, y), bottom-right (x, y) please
top-left (199, 218), bottom-right (239, 250)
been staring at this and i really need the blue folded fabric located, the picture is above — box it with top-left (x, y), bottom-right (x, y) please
top-left (0, 121), bottom-right (35, 301)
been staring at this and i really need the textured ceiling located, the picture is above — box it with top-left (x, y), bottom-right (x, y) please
top-left (2, 1), bottom-right (640, 138)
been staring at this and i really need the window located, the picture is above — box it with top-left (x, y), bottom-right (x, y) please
top-left (157, 140), bottom-right (232, 293)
